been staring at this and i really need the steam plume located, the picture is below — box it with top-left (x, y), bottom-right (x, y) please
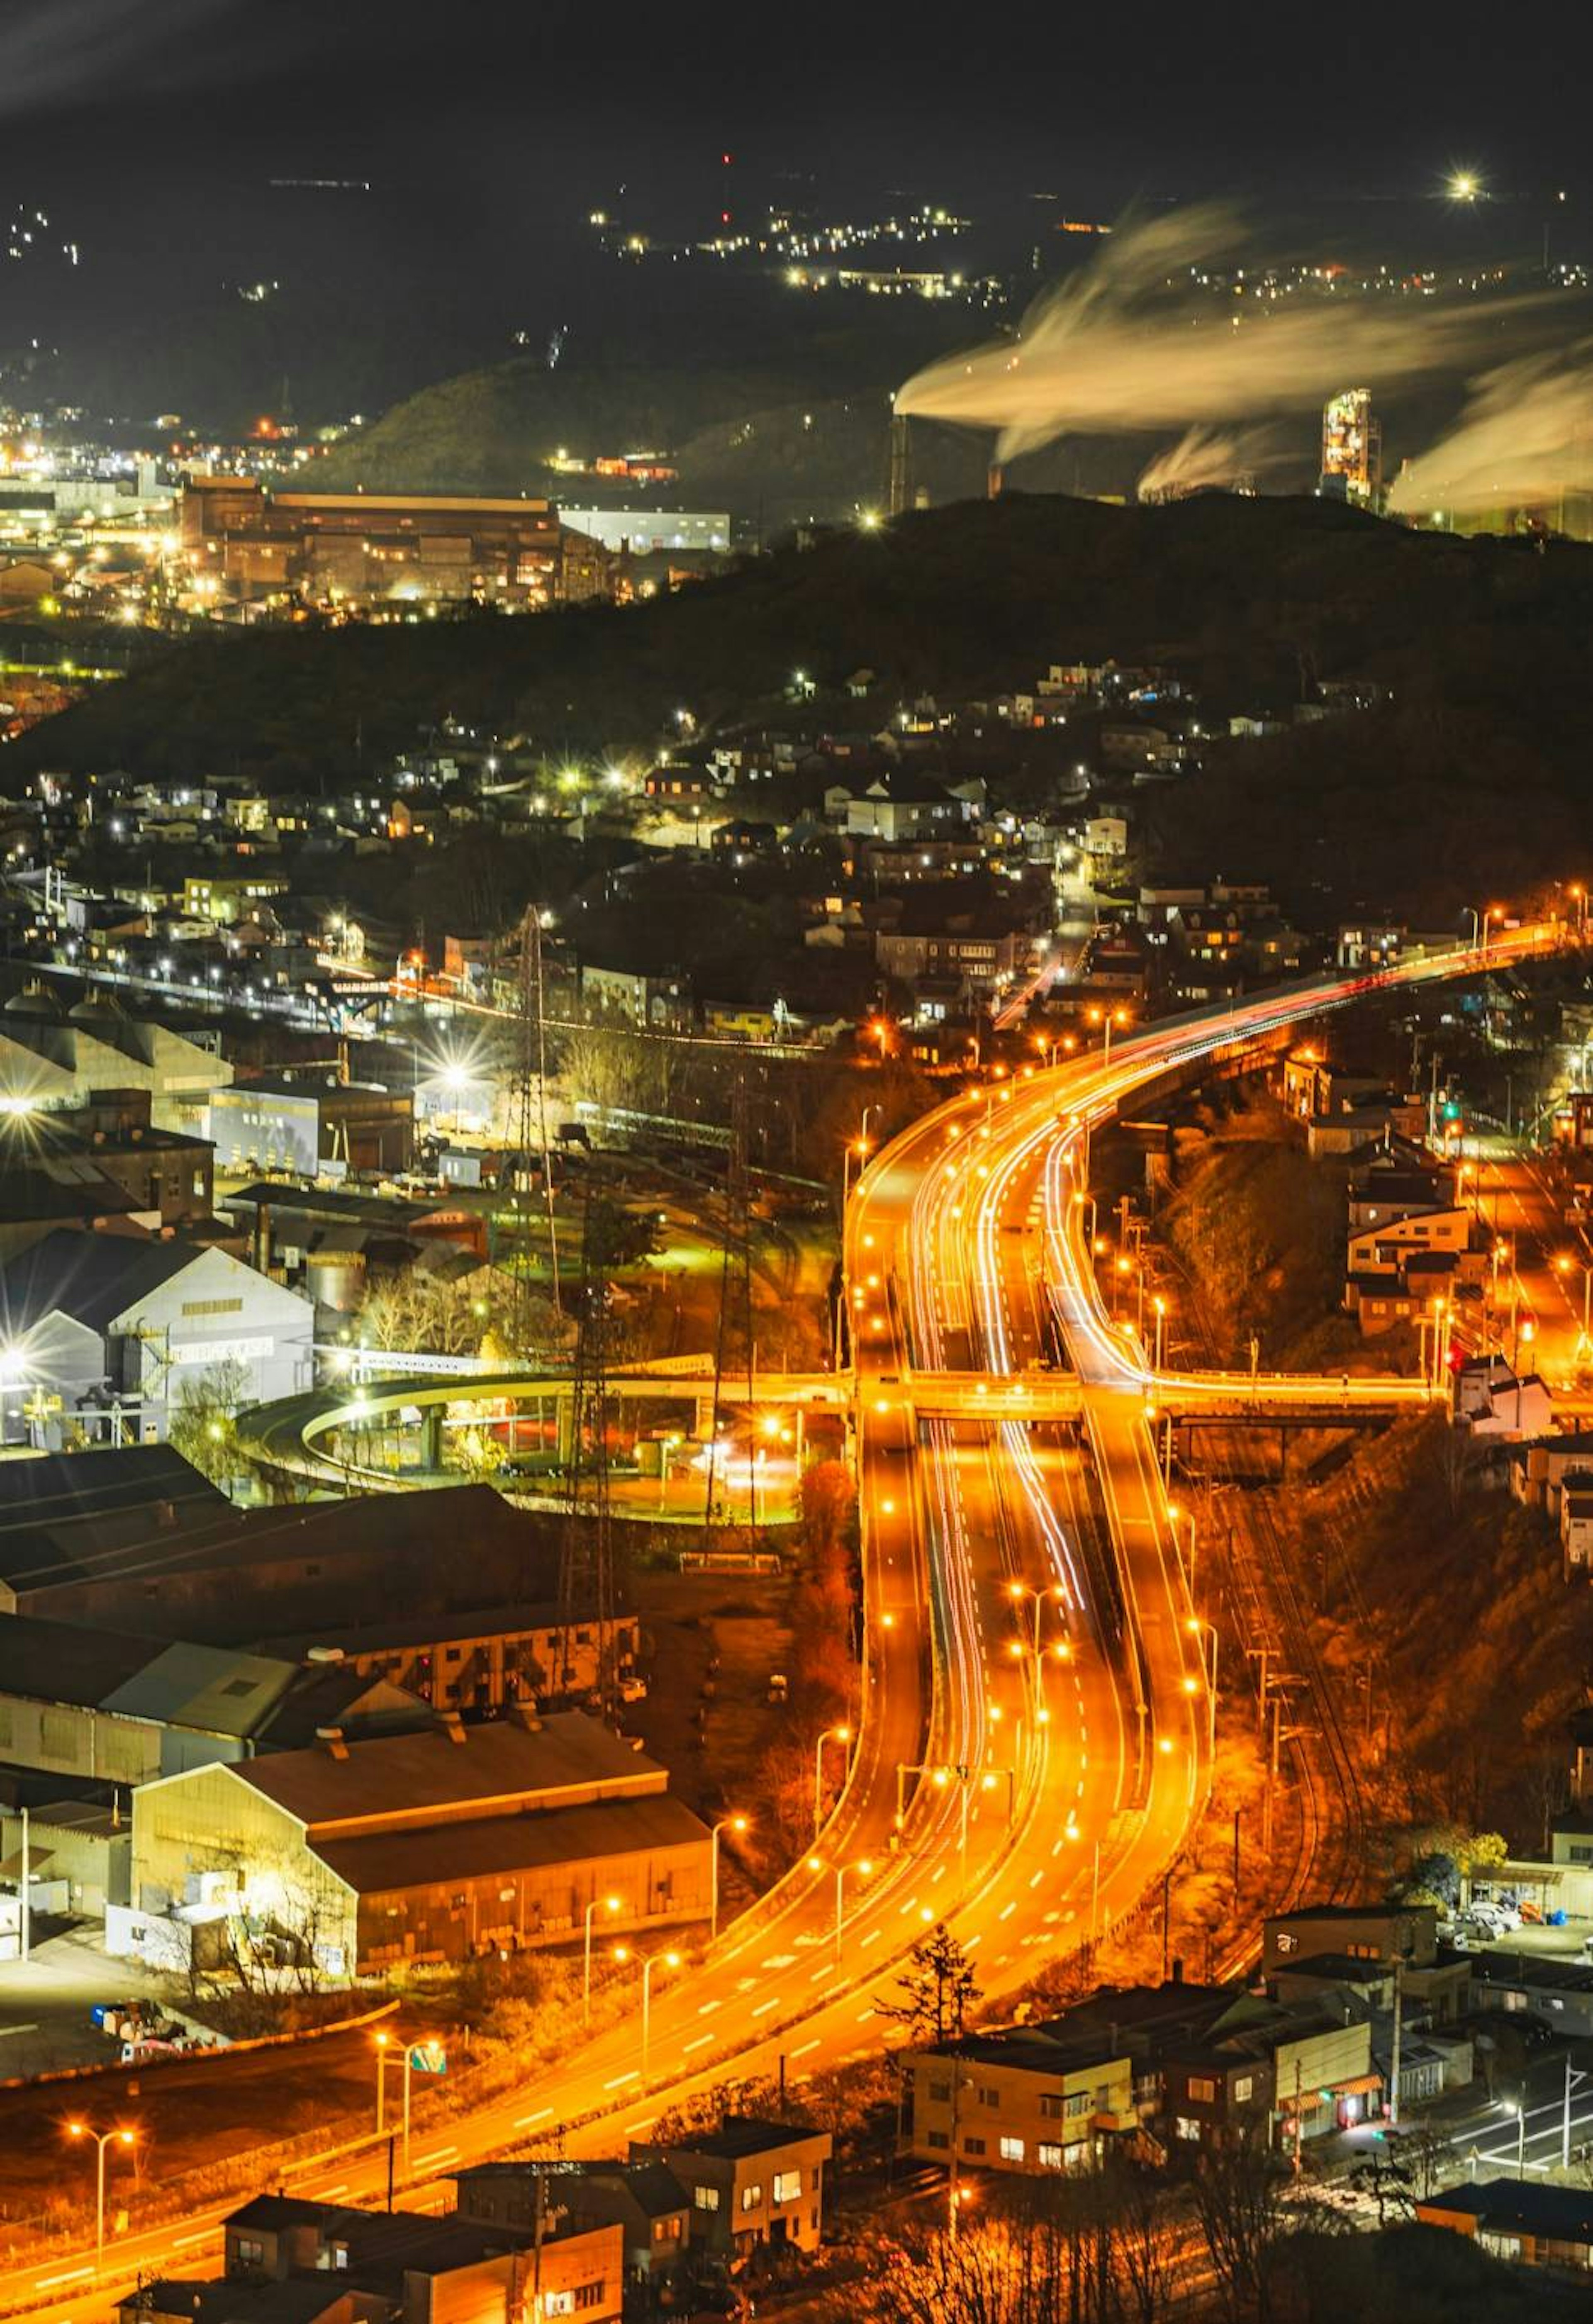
top-left (1388, 347), bottom-right (1593, 515)
top-left (1136, 424), bottom-right (1274, 499)
top-left (896, 204), bottom-right (1543, 463)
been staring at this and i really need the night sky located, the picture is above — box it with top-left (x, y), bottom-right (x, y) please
top-left (4, 0), bottom-right (1591, 433)
top-left (6, 0), bottom-right (1590, 225)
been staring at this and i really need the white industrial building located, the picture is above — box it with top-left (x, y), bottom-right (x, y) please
top-left (0, 1230), bottom-right (314, 1443)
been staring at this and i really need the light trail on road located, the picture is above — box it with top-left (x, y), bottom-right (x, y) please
top-left (0, 923), bottom-right (1576, 2324)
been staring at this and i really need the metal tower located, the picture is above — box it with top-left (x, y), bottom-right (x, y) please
top-left (515, 907), bottom-right (561, 1329)
top-left (558, 1194), bottom-right (617, 1722)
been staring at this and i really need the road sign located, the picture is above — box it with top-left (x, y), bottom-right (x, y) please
top-left (410, 2039), bottom-right (447, 2075)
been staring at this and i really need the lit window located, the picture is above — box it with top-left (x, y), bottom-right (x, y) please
top-left (773, 2170), bottom-right (802, 2205)
top-left (999, 2136), bottom-right (1025, 2163)
top-left (693, 2185), bottom-right (719, 2212)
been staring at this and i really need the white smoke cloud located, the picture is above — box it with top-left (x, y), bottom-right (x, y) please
top-left (1388, 346), bottom-right (1593, 515)
top-left (0, 0), bottom-right (325, 120)
top-left (1136, 424), bottom-right (1276, 500)
top-left (896, 204), bottom-right (1547, 465)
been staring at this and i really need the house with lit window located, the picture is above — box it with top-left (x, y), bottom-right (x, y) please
top-left (644, 2117), bottom-right (831, 2261)
top-left (1416, 2179), bottom-right (1593, 2275)
top-left (904, 2025), bottom-right (1137, 2175)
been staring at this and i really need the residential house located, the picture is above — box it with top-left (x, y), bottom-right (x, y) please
top-left (1416, 2179), bottom-right (1593, 2273)
top-left (209, 2192), bottom-right (623, 2324)
top-left (458, 2159), bottom-right (692, 2303)
top-left (1512, 1433), bottom-right (1593, 1518)
top-left (645, 2117), bottom-right (831, 2261)
top-left (904, 2024), bottom-right (1136, 2175)
top-left (1564, 1485), bottom-right (1593, 1579)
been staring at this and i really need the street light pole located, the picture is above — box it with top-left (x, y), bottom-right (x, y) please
top-left (68, 2123), bottom-right (134, 2273)
top-left (710, 1815), bottom-right (748, 1939)
top-left (583, 1893), bottom-right (622, 2024)
top-left (631, 1946), bottom-right (682, 2077)
top-left (814, 1723), bottom-right (852, 1842)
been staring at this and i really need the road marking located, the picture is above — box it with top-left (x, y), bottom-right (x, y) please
top-left (1029, 1868), bottom-right (1045, 1888)
top-left (37, 2270), bottom-right (94, 2290)
top-left (791, 2038), bottom-right (821, 2059)
top-left (855, 2007), bottom-right (875, 2023)
top-left (0, 2022), bottom-right (39, 2040)
top-left (623, 2118), bottom-right (656, 2140)
top-left (761, 1953), bottom-right (796, 1969)
top-left (173, 2230), bottom-right (214, 2250)
top-left (414, 2145), bottom-right (458, 2170)
top-left (316, 2185), bottom-right (348, 2201)
top-left (999, 1900), bottom-right (1016, 1921)
top-left (603, 2071), bottom-right (640, 2090)
top-left (698, 2000), bottom-right (721, 2015)
top-left (683, 2033), bottom-right (715, 2053)
top-left (515, 2107), bottom-right (553, 2129)
top-left (752, 1997), bottom-right (779, 2017)
top-left (861, 1925), bottom-right (884, 1945)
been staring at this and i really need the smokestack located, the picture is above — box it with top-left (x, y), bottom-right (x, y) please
top-left (887, 413), bottom-right (913, 519)
top-left (987, 462), bottom-right (1004, 499)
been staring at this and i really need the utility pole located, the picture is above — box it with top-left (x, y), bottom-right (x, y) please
top-left (559, 1195), bottom-right (616, 1723)
top-left (517, 907), bottom-right (561, 1323)
top-left (1389, 1953), bottom-right (1405, 2128)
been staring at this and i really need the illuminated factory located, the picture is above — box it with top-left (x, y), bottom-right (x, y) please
top-left (1319, 388), bottom-right (1381, 504)
top-left (177, 476), bottom-right (616, 614)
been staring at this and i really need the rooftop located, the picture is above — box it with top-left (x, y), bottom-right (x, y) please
top-left (660, 2114), bottom-right (831, 2162)
top-left (231, 1709), bottom-right (666, 1834)
top-left (1420, 2176), bottom-right (1593, 2243)
top-left (0, 1229), bottom-right (209, 1337)
top-left (315, 1790), bottom-right (709, 1895)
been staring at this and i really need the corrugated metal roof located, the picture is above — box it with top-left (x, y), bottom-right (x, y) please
top-left (235, 1710), bottom-right (664, 1831)
top-left (315, 1789), bottom-right (709, 1895)
top-left (100, 1639), bottom-right (297, 1736)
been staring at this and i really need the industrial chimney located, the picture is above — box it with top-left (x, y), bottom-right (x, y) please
top-left (887, 413), bottom-right (913, 519)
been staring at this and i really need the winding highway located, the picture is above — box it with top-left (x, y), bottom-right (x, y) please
top-left (2, 920), bottom-right (1571, 2322)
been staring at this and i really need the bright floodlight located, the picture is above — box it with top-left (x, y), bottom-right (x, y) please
top-left (1449, 170), bottom-right (1480, 201)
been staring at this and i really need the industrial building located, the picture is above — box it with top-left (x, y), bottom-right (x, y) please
top-left (119, 1710), bottom-right (712, 1976)
top-left (1320, 388), bottom-right (1381, 504)
top-left (255, 1600), bottom-right (639, 1714)
top-left (0, 1229), bottom-right (315, 1445)
top-left (206, 1074), bottom-right (414, 1178)
top-left (557, 507), bottom-right (729, 554)
top-left (0, 1612), bottom-right (423, 1791)
top-left (0, 984), bottom-right (231, 1130)
top-left (178, 477), bottom-right (617, 611)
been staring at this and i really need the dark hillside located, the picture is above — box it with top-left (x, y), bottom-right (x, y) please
top-left (13, 492), bottom-right (1593, 914)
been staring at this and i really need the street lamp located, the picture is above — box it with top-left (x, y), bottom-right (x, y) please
top-left (1088, 1005), bottom-right (1129, 1063)
top-left (1006, 1579), bottom-right (1064, 1654)
top-left (613, 1944), bottom-right (682, 2076)
top-left (583, 1893), bottom-right (623, 2024)
top-left (808, 1853), bottom-right (874, 1961)
top-left (1152, 1293), bottom-right (1167, 1372)
top-left (66, 2122), bottom-right (135, 2271)
top-left (1167, 1501), bottom-right (1198, 1593)
top-left (814, 1723), bottom-right (852, 1840)
top-left (375, 2033), bottom-right (443, 2176)
top-left (710, 1814), bottom-right (748, 1939)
